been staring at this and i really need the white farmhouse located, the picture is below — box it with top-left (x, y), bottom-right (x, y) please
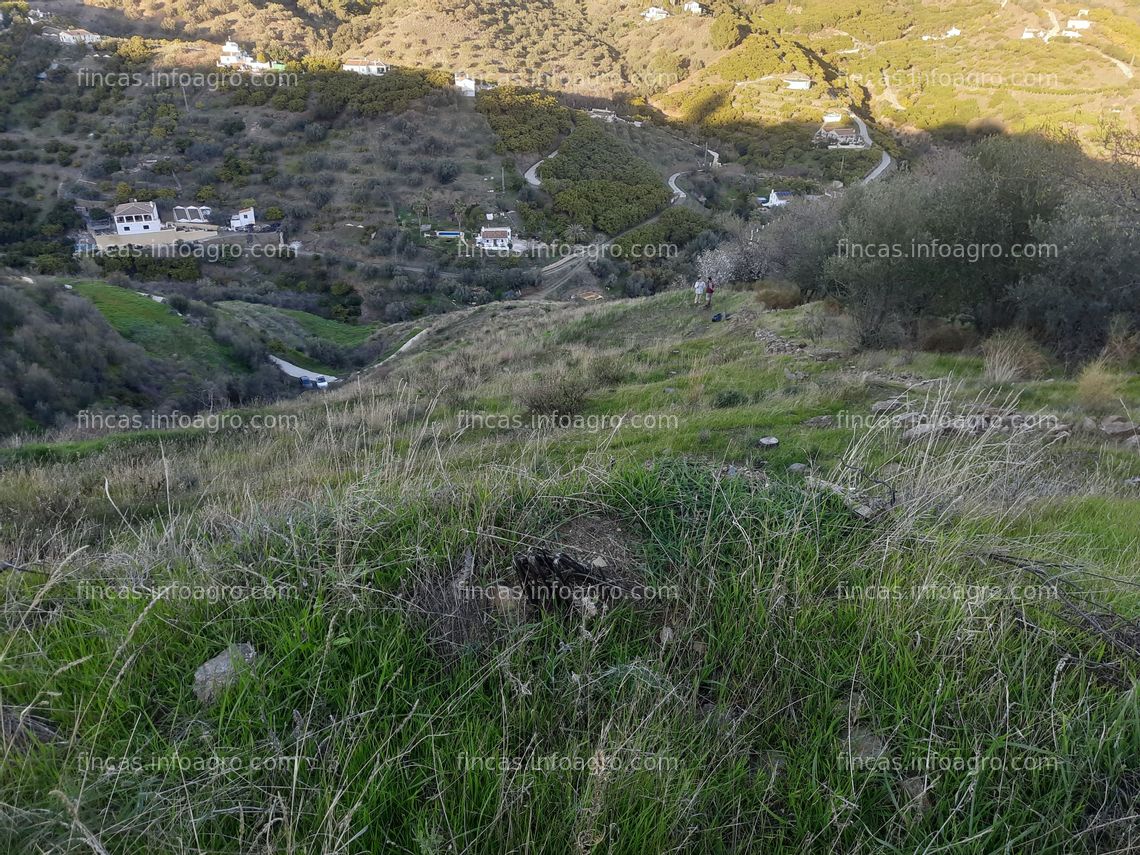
top-left (454, 71), bottom-right (477, 97)
top-left (113, 200), bottom-right (160, 235)
top-left (682, 1), bottom-right (704, 14)
top-left (230, 207), bottom-right (256, 229)
top-left (342, 58), bottom-right (388, 76)
top-left (1066, 19), bottom-right (1091, 30)
top-left (642, 7), bottom-right (669, 22)
top-left (783, 72), bottom-right (812, 91)
top-left (760, 190), bottom-right (794, 208)
top-left (822, 110), bottom-right (845, 123)
top-left (476, 226), bottom-right (512, 250)
top-left (921, 26), bottom-right (960, 42)
top-left (59, 28), bottom-right (100, 46)
top-left (218, 40), bottom-right (254, 68)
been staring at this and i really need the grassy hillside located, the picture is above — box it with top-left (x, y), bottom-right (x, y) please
top-left (2, 290), bottom-right (1139, 852)
top-left (32, 0), bottom-right (1136, 160)
top-left (74, 281), bottom-right (241, 371)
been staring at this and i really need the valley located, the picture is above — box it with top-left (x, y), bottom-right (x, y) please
top-left (0, 0), bottom-right (1138, 851)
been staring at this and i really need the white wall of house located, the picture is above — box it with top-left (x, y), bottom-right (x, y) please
top-left (114, 204), bottom-right (160, 235)
top-left (343, 61), bottom-right (388, 76)
top-left (476, 228), bottom-right (512, 249)
top-left (230, 208), bottom-right (256, 229)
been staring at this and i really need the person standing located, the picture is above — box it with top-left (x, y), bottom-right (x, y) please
top-left (693, 277), bottom-right (706, 306)
top-left (705, 277), bottom-right (715, 309)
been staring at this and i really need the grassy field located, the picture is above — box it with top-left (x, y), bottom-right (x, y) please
top-left (73, 281), bottom-right (242, 372)
top-left (277, 308), bottom-right (378, 346)
top-left (2, 290), bottom-right (1139, 853)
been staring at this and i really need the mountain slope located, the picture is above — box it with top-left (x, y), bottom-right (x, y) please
top-left (3, 291), bottom-right (1139, 851)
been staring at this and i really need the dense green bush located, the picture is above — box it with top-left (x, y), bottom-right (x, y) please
top-left (539, 122), bottom-right (670, 234)
top-left (744, 132), bottom-right (1140, 360)
top-left (476, 86), bottom-right (573, 153)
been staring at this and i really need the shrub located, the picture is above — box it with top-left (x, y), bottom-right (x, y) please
top-left (1075, 359), bottom-right (1121, 415)
top-left (710, 16), bottom-right (747, 50)
top-left (981, 329), bottom-right (1049, 382)
top-left (589, 354), bottom-right (627, 386)
top-left (753, 281), bottom-right (802, 310)
top-left (712, 389), bottom-right (748, 408)
top-left (1100, 315), bottom-right (1140, 369)
top-left (919, 322), bottom-right (978, 354)
top-left (520, 373), bottom-right (589, 416)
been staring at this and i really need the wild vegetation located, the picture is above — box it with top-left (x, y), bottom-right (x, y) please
top-left (2, 292), bottom-right (1139, 852)
top-left (538, 122), bottom-right (671, 234)
top-left (704, 132), bottom-right (1140, 361)
top-left (475, 86), bottom-right (573, 154)
top-left (0, 279), bottom-right (296, 433)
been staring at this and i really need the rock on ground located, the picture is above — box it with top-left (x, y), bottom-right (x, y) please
top-left (194, 643), bottom-right (258, 704)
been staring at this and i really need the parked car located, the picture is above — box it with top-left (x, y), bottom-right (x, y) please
top-left (315, 376), bottom-right (329, 389)
top-left (300, 376), bottom-right (313, 389)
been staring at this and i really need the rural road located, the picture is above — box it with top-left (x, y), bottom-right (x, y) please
top-left (1087, 45), bottom-right (1134, 79)
top-left (268, 355), bottom-right (337, 384)
top-left (524, 152), bottom-right (557, 187)
top-left (852, 114), bottom-right (893, 183)
top-left (1043, 9), bottom-right (1060, 42)
top-left (668, 172), bottom-right (688, 199)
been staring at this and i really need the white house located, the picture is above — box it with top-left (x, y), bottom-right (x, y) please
top-left (216, 39), bottom-right (284, 72)
top-left (1062, 30), bottom-right (1081, 38)
top-left (815, 123), bottom-right (865, 148)
top-left (342, 58), bottom-right (388, 76)
top-left (476, 226), bottom-right (512, 250)
top-left (173, 205), bottom-right (211, 224)
top-left (642, 7), bottom-right (669, 22)
top-left (783, 72), bottom-right (812, 90)
top-left (113, 200), bottom-right (160, 235)
top-left (822, 110), bottom-right (845, 124)
top-left (921, 26), bottom-right (960, 42)
top-left (218, 40), bottom-right (253, 68)
top-left (59, 28), bottom-right (100, 46)
top-left (682, 1), bottom-right (704, 14)
top-left (1066, 19), bottom-right (1091, 30)
top-left (587, 108), bottom-right (617, 123)
top-left (761, 190), bottom-right (794, 208)
top-left (229, 207), bottom-right (256, 230)
top-left (1021, 27), bottom-right (1041, 39)
top-left (454, 71), bottom-right (477, 97)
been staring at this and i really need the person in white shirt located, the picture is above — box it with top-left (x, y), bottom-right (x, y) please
top-left (693, 277), bottom-right (706, 305)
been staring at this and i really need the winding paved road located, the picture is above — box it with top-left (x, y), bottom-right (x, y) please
top-left (851, 114), bottom-right (893, 184)
top-left (268, 356), bottom-right (337, 384)
top-left (524, 152), bottom-right (557, 187)
top-left (667, 172), bottom-right (688, 199)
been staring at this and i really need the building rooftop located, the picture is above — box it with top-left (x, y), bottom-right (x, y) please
top-left (113, 200), bottom-right (157, 217)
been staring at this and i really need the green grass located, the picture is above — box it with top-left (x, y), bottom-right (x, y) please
top-left (277, 308), bottom-right (378, 347)
top-left (1, 293), bottom-right (1137, 853)
top-left (73, 281), bottom-right (241, 371)
top-left (0, 429), bottom-right (205, 468)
